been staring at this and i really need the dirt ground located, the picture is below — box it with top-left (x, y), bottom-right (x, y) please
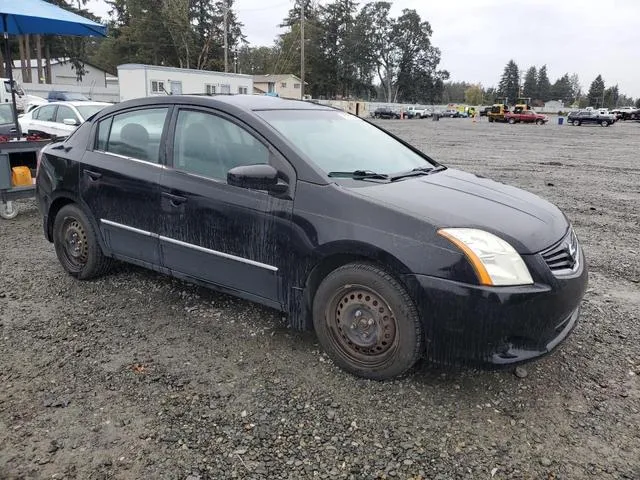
top-left (1, 117), bottom-right (639, 480)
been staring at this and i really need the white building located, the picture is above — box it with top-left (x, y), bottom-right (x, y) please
top-left (117, 64), bottom-right (253, 102)
top-left (12, 58), bottom-right (113, 88)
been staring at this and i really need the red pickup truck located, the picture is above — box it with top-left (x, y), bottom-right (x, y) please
top-left (504, 110), bottom-right (548, 125)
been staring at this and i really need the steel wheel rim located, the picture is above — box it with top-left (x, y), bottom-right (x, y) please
top-left (325, 285), bottom-right (398, 368)
top-left (61, 217), bottom-right (89, 269)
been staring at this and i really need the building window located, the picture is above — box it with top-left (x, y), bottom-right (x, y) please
top-left (281, 82), bottom-right (287, 88)
top-left (238, 86), bottom-right (248, 95)
top-left (151, 80), bottom-right (165, 94)
top-left (294, 83), bottom-right (300, 89)
top-left (205, 84), bottom-right (216, 95)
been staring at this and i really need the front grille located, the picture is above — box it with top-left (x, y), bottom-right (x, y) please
top-left (541, 229), bottom-right (580, 274)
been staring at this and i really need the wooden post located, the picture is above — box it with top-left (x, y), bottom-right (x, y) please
top-left (24, 34), bottom-right (32, 83)
top-left (36, 35), bottom-right (43, 83)
top-left (45, 40), bottom-right (52, 84)
top-left (18, 35), bottom-right (27, 82)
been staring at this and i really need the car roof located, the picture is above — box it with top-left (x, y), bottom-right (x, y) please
top-left (107, 95), bottom-right (334, 114)
top-left (43, 101), bottom-right (112, 107)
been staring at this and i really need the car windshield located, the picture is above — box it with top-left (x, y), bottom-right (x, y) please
top-left (4, 80), bottom-right (24, 96)
top-left (0, 104), bottom-right (14, 123)
top-left (76, 104), bottom-right (108, 120)
top-left (258, 110), bottom-right (435, 175)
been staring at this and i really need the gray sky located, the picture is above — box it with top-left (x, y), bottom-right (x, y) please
top-left (86, 0), bottom-right (640, 98)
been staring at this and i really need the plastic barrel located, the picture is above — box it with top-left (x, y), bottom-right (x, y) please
top-left (558, 117), bottom-right (564, 125)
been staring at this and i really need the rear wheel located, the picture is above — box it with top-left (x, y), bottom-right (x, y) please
top-left (600, 120), bottom-right (609, 127)
top-left (53, 204), bottom-right (113, 280)
top-left (312, 263), bottom-right (424, 380)
top-left (508, 117), bottom-right (516, 124)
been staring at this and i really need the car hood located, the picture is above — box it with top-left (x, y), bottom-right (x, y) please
top-left (350, 168), bottom-right (568, 254)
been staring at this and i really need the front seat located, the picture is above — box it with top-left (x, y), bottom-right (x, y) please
top-left (119, 123), bottom-right (150, 160)
top-left (181, 123), bottom-right (228, 179)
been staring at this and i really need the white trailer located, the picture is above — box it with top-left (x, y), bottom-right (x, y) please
top-left (116, 64), bottom-right (254, 102)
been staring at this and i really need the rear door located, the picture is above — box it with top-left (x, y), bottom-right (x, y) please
top-left (79, 106), bottom-right (171, 267)
top-left (28, 104), bottom-right (57, 136)
top-left (158, 106), bottom-right (295, 306)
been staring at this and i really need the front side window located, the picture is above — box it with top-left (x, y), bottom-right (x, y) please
top-left (76, 104), bottom-right (108, 121)
top-left (55, 105), bottom-right (80, 124)
top-left (35, 105), bottom-right (57, 122)
top-left (172, 109), bottom-right (269, 181)
top-left (258, 110), bottom-right (435, 175)
top-left (102, 108), bottom-right (168, 162)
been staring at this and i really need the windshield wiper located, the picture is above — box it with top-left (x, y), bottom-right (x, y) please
top-left (390, 165), bottom-right (445, 182)
top-left (328, 170), bottom-right (389, 180)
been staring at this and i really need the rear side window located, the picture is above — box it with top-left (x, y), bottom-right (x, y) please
top-left (99, 108), bottom-right (168, 163)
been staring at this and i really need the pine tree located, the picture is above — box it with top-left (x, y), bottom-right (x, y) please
top-left (537, 65), bottom-right (551, 102)
top-left (587, 75), bottom-right (606, 107)
top-left (522, 66), bottom-right (537, 99)
top-left (497, 60), bottom-right (519, 104)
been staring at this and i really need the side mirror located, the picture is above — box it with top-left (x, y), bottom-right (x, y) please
top-left (227, 164), bottom-right (287, 193)
top-left (63, 118), bottom-right (79, 126)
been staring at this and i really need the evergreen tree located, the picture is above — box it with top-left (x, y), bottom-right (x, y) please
top-left (522, 66), bottom-right (537, 99)
top-left (587, 75), bottom-right (606, 107)
top-left (551, 73), bottom-right (572, 103)
top-left (497, 60), bottom-right (519, 104)
top-left (537, 65), bottom-right (551, 102)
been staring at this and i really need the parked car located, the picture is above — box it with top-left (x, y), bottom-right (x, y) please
top-left (443, 109), bottom-right (466, 118)
top-left (372, 107), bottom-right (399, 119)
top-left (567, 110), bottom-right (615, 127)
top-left (19, 101), bottom-right (112, 138)
top-left (47, 91), bottom-right (90, 102)
top-left (406, 106), bottom-right (431, 119)
top-left (36, 95), bottom-right (587, 380)
top-left (0, 104), bottom-right (20, 136)
top-left (504, 110), bottom-right (549, 125)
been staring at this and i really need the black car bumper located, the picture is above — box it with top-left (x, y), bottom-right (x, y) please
top-left (406, 254), bottom-right (588, 367)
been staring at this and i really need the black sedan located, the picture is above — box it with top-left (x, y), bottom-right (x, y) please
top-left (35, 95), bottom-right (587, 380)
top-left (372, 107), bottom-right (399, 119)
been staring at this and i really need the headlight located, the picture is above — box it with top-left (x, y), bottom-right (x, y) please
top-left (438, 228), bottom-right (534, 286)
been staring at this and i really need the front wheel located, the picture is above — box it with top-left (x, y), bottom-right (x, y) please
top-left (53, 204), bottom-right (113, 280)
top-left (600, 120), bottom-right (609, 127)
top-left (313, 263), bottom-right (424, 380)
top-left (572, 120), bottom-right (581, 126)
top-left (536, 119), bottom-right (544, 125)
top-left (0, 201), bottom-right (18, 220)
top-left (508, 117), bottom-right (516, 124)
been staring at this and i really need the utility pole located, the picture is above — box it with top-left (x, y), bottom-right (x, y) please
top-left (223, 0), bottom-right (228, 73)
top-left (300, 1), bottom-right (305, 98)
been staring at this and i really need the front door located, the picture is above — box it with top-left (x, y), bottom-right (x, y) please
top-left (158, 107), bottom-right (295, 305)
top-left (80, 106), bottom-right (171, 267)
top-left (170, 81), bottom-right (183, 95)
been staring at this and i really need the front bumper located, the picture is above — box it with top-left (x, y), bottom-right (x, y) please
top-left (405, 250), bottom-right (588, 366)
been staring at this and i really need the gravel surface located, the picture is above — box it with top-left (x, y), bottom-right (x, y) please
top-left (1, 117), bottom-right (639, 479)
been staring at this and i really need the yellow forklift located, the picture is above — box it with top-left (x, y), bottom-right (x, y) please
top-left (488, 97), bottom-right (510, 123)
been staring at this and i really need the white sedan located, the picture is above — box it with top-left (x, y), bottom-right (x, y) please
top-left (19, 101), bottom-right (112, 138)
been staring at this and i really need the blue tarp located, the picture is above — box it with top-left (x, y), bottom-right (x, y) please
top-left (0, 0), bottom-right (107, 36)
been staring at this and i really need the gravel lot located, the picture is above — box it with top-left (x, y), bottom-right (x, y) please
top-left (1, 117), bottom-right (639, 480)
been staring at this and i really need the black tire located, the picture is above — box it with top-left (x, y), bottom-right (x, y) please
top-left (53, 204), bottom-right (113, 280)
top-left (572, 120), bottom-right (581, 126)
top-left (600, 120), bottom-right (609, 127)
top-left (508, 117), bottom-right (516, 124)
top-left (312, 263), bottom-right (424, 380)
top-left (536, 119), bottom-right (544, 125)
top-left (488, 117), bottom-right (494, 123)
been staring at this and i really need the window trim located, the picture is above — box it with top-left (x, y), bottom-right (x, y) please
top-left (90, 105), bottom-right (174, 166)
top-left (35, 104), bottom-right (58, 122)
top-left (150, 80), bottom-right (165, 95)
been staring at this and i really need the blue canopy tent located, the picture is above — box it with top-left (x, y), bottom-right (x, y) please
top-left (0, 0), bottom-right (107, 136)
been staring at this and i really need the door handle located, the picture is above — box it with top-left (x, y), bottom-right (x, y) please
top-left (162, 191), bottom-right (187, 207)
top-left (85, 170), bottom-right (102, 181)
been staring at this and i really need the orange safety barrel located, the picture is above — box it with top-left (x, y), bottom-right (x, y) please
top-left (11, 166), bottom-right (33, 187)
